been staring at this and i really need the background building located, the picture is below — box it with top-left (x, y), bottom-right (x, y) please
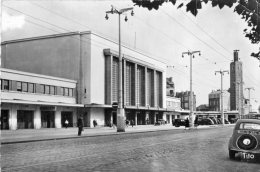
top-left (166, 77), bottom-right (175, 97)
top-left (230, 50), bottom-right (244, 112)
top-left (176, 91), bottom-right (196, 111)
top-left (208, 90), bottom-right (230, 111)
top-left (196, 104), bottom-right (209, 111)
top-left (1, 31), bottom-right (166, 129)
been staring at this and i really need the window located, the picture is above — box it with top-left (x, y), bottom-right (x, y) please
top-left (40, 85), bottom-right (45, 94)
top-left (17, 82), bottom-right (22, 91)
top-left (50, 86), bottom-right (55, 95)
top-left (45, 85), bottom-right (50, 94)
top-left (69, 88), bottom-right (73, 97)
top-left (22, 82), bottom-right (28, 92)
top-left (2, 80), bottom-right (10, 90)
top-left (28, 83), bottom-right (35, 93)
top-left (64, 88), bottom-right (69, 96)
top-left (239, 123), bottom-right (260, 130)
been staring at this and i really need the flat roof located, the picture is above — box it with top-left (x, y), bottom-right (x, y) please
top-left (1, 31), bottom-right (166, 64)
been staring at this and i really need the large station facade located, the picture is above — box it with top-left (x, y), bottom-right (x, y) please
top-left (1, 31), bottom-right (178, 130)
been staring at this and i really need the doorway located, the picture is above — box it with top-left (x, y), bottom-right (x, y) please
top-left (17, 110), bottom-right (34, 129)
top-left (61, 111), bottom-right (73, 127)
top-left (41, 111), bottom-right (55, 128)
top-left (1, 110), bottom-right (9, 130)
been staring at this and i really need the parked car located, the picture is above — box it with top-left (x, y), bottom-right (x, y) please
top-left (197, 118), bottom-right (214, 125)
top-left (228, 119), bottom-right (260, 161)
top-left (172, 119), bottom-right (186, 127)
top-left (209, 117), bottom-right (218, 124)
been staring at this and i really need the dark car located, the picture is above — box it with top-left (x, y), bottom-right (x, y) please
top-left (228, 119), bottom-right (260, 161)
top-left (172, 119), bottom-right (186, 127)
top-left (197, 118), bottom-right (214, 125)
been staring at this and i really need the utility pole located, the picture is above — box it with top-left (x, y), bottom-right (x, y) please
top-left (245, 87), bottom-right (254, 112)
top-left (106, 6), bottom-right (134, 132)
top-left (215, 70), bottom-right (229, 125)
top-left (234, 81), bottom-right (244, 119)
top-left (182, 50), bottom-right (201, 128)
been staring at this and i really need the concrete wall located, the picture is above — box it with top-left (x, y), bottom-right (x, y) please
top-left (89, 108), bottom-right (105, 127)
top-left (2, 33), bottom-right (81, 81)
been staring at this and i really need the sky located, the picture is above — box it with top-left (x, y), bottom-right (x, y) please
top-left (1, 0), bottom-right (260, 111)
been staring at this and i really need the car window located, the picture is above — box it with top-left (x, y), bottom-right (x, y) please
top-left (239, 123), bottom-right (260, 130)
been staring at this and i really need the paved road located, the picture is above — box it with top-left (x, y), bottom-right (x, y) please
top-left (1, 127), bottom-right (259, 172)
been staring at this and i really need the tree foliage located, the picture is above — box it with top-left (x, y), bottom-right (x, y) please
top-left (132, 0), bottom-right (260, 60)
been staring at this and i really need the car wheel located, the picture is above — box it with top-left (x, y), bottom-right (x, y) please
top-left (229, 150), bottom-right (235, 160)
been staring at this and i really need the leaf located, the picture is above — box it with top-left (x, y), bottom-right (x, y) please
top-left (169, 0), bottom-right (177, 5)
top-left (177, 3), bottom-right (183, 9)
top-left (186, 0), bottom-right (202, 16)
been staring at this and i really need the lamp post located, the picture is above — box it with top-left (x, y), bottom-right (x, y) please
top-left (182, 50), bottom-right (200, 128)
top-left (106, 6), bottom-right (134, 132)
top-left (245, 87), bottom-right (254, 112)
top-left (215, 70), bottom-right (229, 125)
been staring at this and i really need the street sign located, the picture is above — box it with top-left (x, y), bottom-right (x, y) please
top-left (112, 102), bottom-right (118, 110)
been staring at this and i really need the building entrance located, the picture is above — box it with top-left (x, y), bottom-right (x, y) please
top-left (41, 111), bottom-right (55, 128)
top-left (61, 111), bottom-right (73, 127)
top-left (112, 111), bottom-right (117, 125)
top-left (137, 111), bottom-right (146, 125)
top-left (17, 110), bottom-right (34, 129)
top-left (1, 110), bottom-right (9, 130)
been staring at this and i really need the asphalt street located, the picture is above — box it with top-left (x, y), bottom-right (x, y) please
top-left (1, 127), bottom-right (259, 172)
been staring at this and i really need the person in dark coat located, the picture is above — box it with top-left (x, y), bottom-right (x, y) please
top-left (77, 118), bottom-right (84, 136)
top-left (185, 118), bottom-right (189, 130)
top-left (194, 116), bottom-right (199, 129)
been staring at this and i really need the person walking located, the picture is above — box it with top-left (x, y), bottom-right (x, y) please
top-left (185, 117), bottom-right (189, 130)
top-left (77, 118), bottom-right (84, 136)
top-left (65, 119), bottom-right (69, 129)
top-left (194, 116), bottom-right (199, 129)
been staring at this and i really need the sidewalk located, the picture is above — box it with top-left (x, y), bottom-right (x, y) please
top-left (1, 124), bottom-right (234, 144)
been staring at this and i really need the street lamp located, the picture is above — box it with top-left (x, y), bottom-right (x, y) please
top-left (215, 70), bottom-right (229, 125)
top-left (106, 5), bottom-right (134, 132)
top-left (182, 50), bottom-right (201, 128)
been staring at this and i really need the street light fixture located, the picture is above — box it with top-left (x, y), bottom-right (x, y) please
top-left (182, 50), bottom-right (201, 128)
top-left (106, 5), bottom-right (134, 132)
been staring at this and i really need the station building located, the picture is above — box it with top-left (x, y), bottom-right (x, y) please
top-left (1, 31), bottom-right (167, 130)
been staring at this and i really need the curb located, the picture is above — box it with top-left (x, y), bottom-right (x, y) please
top-left (1, 125), bottom-right (234, 145)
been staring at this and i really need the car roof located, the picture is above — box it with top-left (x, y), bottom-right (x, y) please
top-left (236, 119), bottom-right (260, 124)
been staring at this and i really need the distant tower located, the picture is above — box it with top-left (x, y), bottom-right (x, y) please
top-left (230, 50), bottom-right (244, 111)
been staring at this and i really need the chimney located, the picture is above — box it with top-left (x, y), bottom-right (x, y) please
top-left (234, 50), bottom-right (239, 61)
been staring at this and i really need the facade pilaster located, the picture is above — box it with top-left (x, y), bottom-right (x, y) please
top-left (55, 107), bottom-right (62, 128)
top-left (34, 106), bottom-right (41, 129)
top-left (9, 104), bottom-right (18, 130)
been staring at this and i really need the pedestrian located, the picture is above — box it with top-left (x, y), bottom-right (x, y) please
top-left (131, 120), bottom-right (134, 127)
top-left (185, 117), bottom-right (189, 130)
top-left (77, 117), bottom-right (84, 136)
top-left (93, 120), bottom-right (97, 127)
top-left (126, 120), bottom-right (129, 127)
top-left (194, 116), bottom-right (199, 129)
top-left (65, 119), bottom-right (69, 128)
